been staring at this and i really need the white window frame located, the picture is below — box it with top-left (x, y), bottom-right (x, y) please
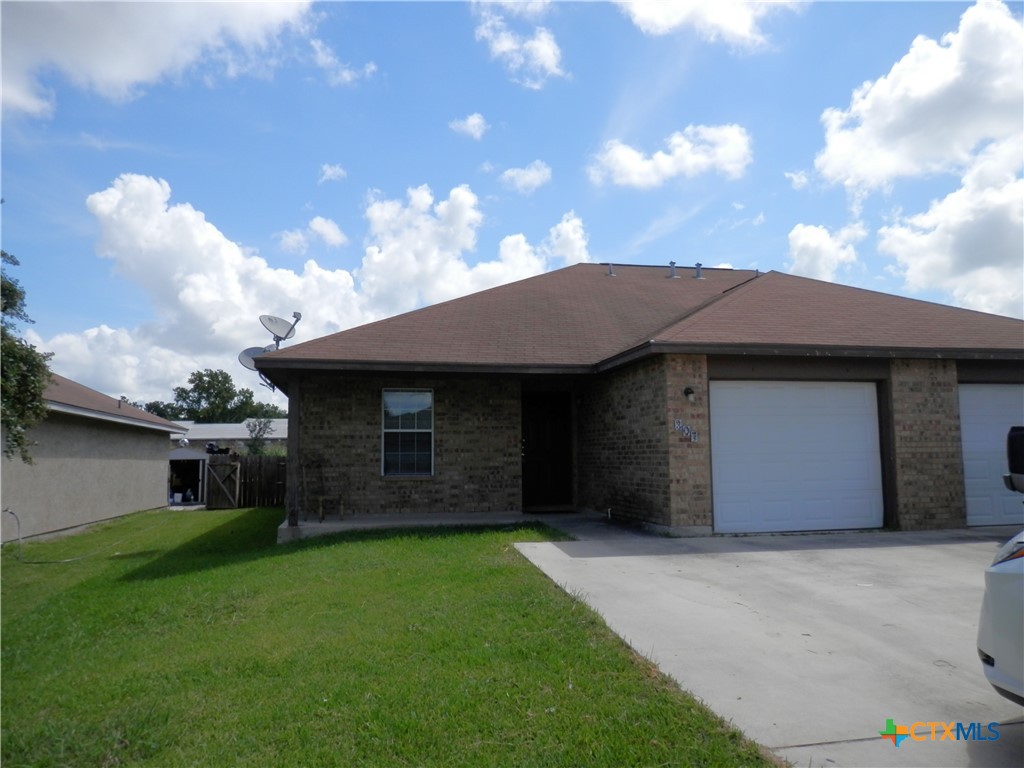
top-left (381, 388), bottom-right (434, 476)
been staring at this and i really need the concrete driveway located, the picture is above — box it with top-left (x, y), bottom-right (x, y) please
top-left (517, 522), bottom-right (1024, 768)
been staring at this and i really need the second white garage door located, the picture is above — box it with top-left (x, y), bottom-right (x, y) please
top-left (710, 381), bottom-right (884, 533)
top-left (959, 383), bottom-right (1024, 527)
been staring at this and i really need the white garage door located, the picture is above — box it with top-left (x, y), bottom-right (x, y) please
top-left (959, 384), bottom-right (1024, 527)
top-left (710, 381), bottom-right (884, 533)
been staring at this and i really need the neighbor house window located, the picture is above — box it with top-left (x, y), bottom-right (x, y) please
top-left (382, 389), bottom-right (433, 476)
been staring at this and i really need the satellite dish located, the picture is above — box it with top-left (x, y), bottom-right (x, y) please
top-left (241, 311), bottom-right (302, 392)
top-left (260, 314), bottom-right (299, 341)
top-left (238, 346), bottom-right (267, 372)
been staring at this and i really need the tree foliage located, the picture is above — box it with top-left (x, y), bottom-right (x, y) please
top-left (144, 369), bottom-right (286, 423)
top-left (246, 416), bottom-right (275, 455)
top-left (1, 250), bottom-right (52, 463)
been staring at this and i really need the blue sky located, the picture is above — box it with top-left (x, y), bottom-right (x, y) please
top-left (2, 1), bottom-right (1022, 407)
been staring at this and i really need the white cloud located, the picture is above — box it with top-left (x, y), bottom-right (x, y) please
top-left (588, 124), bottom-right (752, 188)
top-left (358, 184), bottom-right (484, 313)
top-left (545, 211), bottom-right (591, 267)
top-left (784, 170), bottom-right (809, 190)
top-left (810, 1), bottom-right (1023, 317)
top-left (278, 229), bottom-right (309, 255)
top-left (359, 184), bottom-right (589, 316)
top-left (308, 216), bottom-right (348, 248)
top-left (470, 211), bottom-right (591, 289)
top-left (473, 7), bottom-right (566, 89)
top-left (786, 221), bottom-right (867, 282)
top-left (2, 1), bottom-right (312, 117)
top-left (614, 0), bottom-right (800, 48)
top-left (500, 160), bottom-right (552, 194)
top-left (877, 137), bottom-right (1024, 318)
top-left (310, 38), bottom-right (377, 86)
top-left (278, 216), bottom-right (348, 253)
top-left (33, 173), bottom-right (364, 403)
top-left (815, 0), bottom-right (1023, 192)
top-left (450, 112), bottom-right (490, 140)
top-left (34, 175), bottom-right (593, 403)
top-left (483, 1), bottom-right (552, 19)
top-left (318, 163), bottom-right (347, 184)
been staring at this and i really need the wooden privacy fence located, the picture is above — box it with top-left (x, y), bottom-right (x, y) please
top-left (206, 455), bottom-right (287, 509)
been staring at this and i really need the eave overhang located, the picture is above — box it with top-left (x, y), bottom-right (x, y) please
top-left (596, 341), bottom-right (1024, 373)
top-left (47, 402), bottom-right (182, 433)
top-left (256, 343), bottom-right (1024, 393)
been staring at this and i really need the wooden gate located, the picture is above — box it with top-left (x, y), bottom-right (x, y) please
top-left (205, 455), bottom-right (286, 509)
top-left (206, 456), bottom-right (240, 509)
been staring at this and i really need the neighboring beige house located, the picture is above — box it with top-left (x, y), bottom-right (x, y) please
top-left (1, 374), bottom-right (180, 542)
top-left (257, 263), bottom-right (1024, 535)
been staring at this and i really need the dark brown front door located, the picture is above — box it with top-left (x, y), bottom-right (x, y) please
top-left (521, 391), bottom-right (573, 510)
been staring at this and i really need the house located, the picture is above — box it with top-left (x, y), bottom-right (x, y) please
top-left (255, 263), bottom-right (1024, 535)
top-left (1, 374), bottom-right (181, 542)
top-left (168, 419), bottom-right (288, 504)
top-left (170, 419), bottom-right (289, 455)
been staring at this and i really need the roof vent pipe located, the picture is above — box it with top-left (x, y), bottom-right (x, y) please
top-left (668, 261), bottom-right (679, 279)
top-left (607, 263), bottom-right (616, 277)
top-left (694, 262), bottom-right (704, 280)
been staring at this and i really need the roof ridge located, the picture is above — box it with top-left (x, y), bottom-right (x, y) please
top-left (645, 270), bottom-right (767, 343)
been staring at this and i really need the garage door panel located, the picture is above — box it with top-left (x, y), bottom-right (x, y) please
top-left (959, 384), bottom-right (1024, 527)
top-left (711, 381), bottom-right (884, 533)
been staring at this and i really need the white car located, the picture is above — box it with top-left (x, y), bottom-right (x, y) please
top-left (977, 528), bottom-right (1024, 706)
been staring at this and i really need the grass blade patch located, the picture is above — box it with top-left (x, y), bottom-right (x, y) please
top-left (2, 508), bottom-right (776, 767)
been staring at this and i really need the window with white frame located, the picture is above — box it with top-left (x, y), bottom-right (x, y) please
top-left (381, 389), bottom-right (433, 475)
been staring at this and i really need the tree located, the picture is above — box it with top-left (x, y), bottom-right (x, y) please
top-left (1, 250), bottom-right (53, 463)
top-left (144, 368), bottom-right (285, 423)
top-left (142, 400), bottom-right (184, 421)
top-left (246, 417), bottom-right (275, 455)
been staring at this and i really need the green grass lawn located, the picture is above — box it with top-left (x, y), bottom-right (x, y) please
top-left (2, 508), bottom-right (777, 767)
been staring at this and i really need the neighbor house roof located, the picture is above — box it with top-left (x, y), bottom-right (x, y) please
top-left (170, 419), bottom-right (289, 443)
top-left (45, 374), bottom-right (181, 433)
top-left (257, 263), bottom-right (1024, 386)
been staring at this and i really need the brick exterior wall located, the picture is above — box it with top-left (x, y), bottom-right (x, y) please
top-left (886, 359), bottom-right (966, 529)
top-left (577, 354), bottom-right (712, 531)
top-left (665, 355), bottom-right (713, 530)
top-left (578, 357), bottom-right (671, 526)
top-left (287, 374), bottom-right (521, 520)
top-left (280, 354), bottom-right (997, 533)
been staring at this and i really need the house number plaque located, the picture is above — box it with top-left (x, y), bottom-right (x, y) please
top-left (673, 420), bottom-right (699, 442)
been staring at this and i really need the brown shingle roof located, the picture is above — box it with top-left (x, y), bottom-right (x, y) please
top-left (45, 374), bottom-right (181, 432)
top-left (652, 271), bottom-right (1024, 353)
top-left (258, 264), bottom-right (1023, 379)
top-left (261, 264), bottom-right (757, 371)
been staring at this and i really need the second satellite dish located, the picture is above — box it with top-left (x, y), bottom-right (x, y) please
top-left (241, 310), bottom-right (301, 391)
top-left (238, 346), bottom-right (274, 371)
